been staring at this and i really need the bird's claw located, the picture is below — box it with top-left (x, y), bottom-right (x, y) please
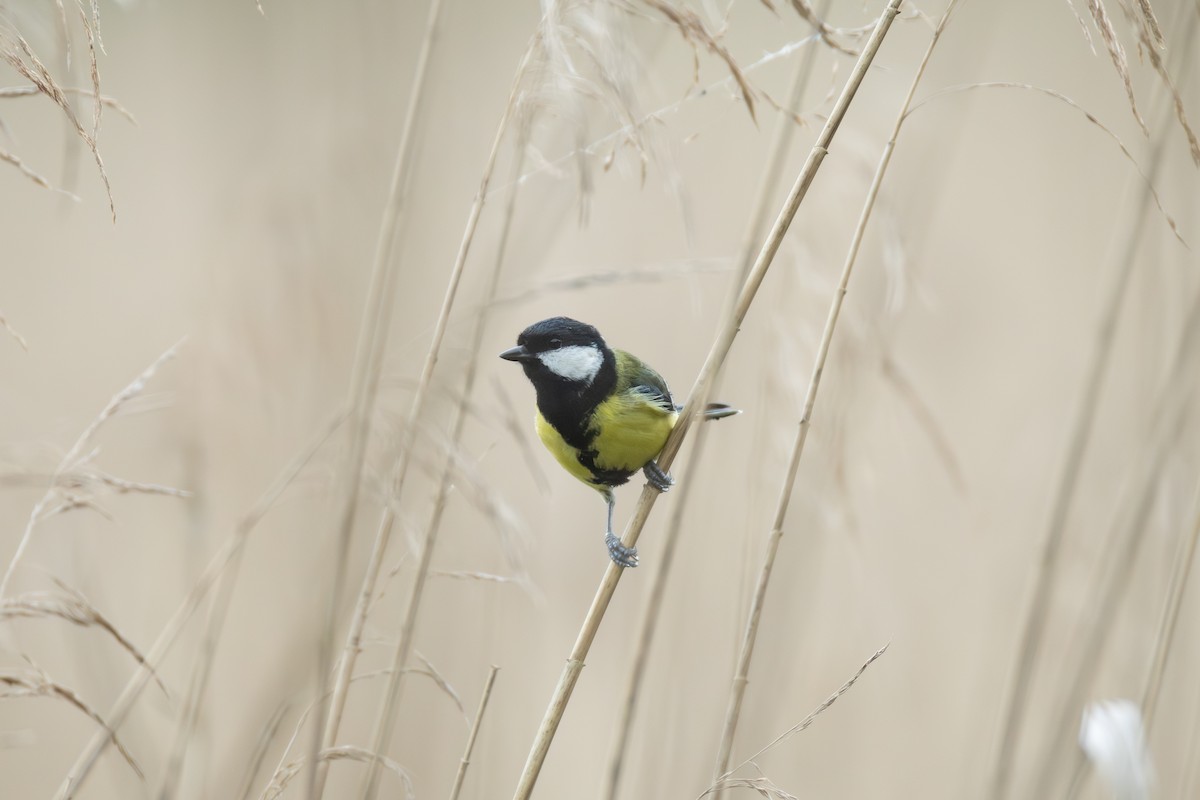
top-left (605, 532), bottom-right (639, 568)
top-left (642, 460), bottom-right (674, 493)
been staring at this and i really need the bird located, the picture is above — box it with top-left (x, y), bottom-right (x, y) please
top-left (499, 316), bottom-right (738, 568)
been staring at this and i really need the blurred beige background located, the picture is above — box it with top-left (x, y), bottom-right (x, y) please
top-left (2, 0), bottom-right (1198, 798)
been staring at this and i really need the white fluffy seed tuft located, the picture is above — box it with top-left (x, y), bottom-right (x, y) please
top-left (1079, 699), bottom-right (1153, 800)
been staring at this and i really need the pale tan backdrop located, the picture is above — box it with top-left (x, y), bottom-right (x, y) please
top-left (1, 1), bottom-right (1198, 798)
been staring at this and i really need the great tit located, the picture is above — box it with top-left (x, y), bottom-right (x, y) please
top-left (499, 316), bottom-right (738, 568)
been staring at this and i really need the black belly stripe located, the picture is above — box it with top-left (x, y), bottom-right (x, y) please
top-left (577, 447), bottom-right (634, 487)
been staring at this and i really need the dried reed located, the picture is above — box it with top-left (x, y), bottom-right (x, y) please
top-left (1, 343), bottom-right (181, 598)
top-left (55, 413), bottom-right (344, 799)
top-left (601, 17), bottom-right (828, 797)
top-left (447, 666), bottom-right (500, 800)
top-left (711, 0), bottom-right (962, 784)
top-left (356, 75), bottom-right (533, 800)
top-left (307, 0), bottom-right (446, 794)
top-left (986, 12), bottom-right (1193, 793)
top-left (511, 3), bottom-right (904, 796)
top-left (710, 1), bottom-right (964, 782)
top-left (703, 644), bottom-right (888, 798)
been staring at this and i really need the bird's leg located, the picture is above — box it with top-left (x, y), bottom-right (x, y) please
top-left (603, 489), bottom-right (638, 568)
top-left (642, 459), bottom-right (674, 492)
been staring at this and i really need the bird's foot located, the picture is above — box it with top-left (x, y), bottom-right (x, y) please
top-left (642, 460), bottom-right (674, 493)
top-left (605, 532), bottom-right (639, 568)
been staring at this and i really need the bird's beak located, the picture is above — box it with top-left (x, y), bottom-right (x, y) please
top-left (499, 345), bottom-right (536, 362)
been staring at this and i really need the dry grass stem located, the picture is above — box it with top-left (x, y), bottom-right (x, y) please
top-left (601, 21), bottom-right (825, 797)
top-left (314, 17), bottom-right (532, 798)
top-left (712, 0), bottom-right (959, 781)
top-left (1, 585), bottom-right (163, 692)
top-left (357, 89), bottom-right (532, 800)
top-left (1032, 286), bottom-right (1200, 796)
top-left (1127, 3), bottom-right (1200, 165)
top-left (1, 661), bottom-right (142, 778)
top-left (0, 147), bottom-right (73, 195)
top-left (0, 342), bottom-right (181, 598)
top-left (414, 651), bottom-right (468, 723)
top-left (264, 747), bottom-right (413, 800)
top-left (986, 24), bottom-right (1191, 796)
top-left (237, 702), bottom-right (291, 800)
top-left (306, 0), bottom-right (445, 794)
top-left (907, 82), bottom-right (1183, 244)
top-left (267, 665), bottom-right (458, 796)
top-left (497, 33), bottom-right (825, 198)
top-left (703, 774), bottom-right (798, 800)
top-left (1139, 484), bottom-right (1200, 731)
top-left (54, 412), bottom-right (344, 800)
top-left (705, 644), bottom-right (889, 797)
top-left (636, 0), bottom-right (757, 121)
top-left (447, 666), bottom-right (500, 800)
top-left (1064, 0), bottom-right (1098, 52)
top-left (0, 85), bottom-right (136, 123)
top-left (1085, 0), bottom-right (1149, 135)
top-left (0, 23), bottom-right (115, 218)
top-left (787, 0), bottom-right (858, 55)
top-left (432, 570), bottom-right (520, 583)
top-left (511, 3), bottom-right (903, 797)
top-left (0, 310), bottom-right (29, 350)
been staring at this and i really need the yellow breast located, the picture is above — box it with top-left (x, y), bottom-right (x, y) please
top-left (535, 391), bottom-right (678, 491)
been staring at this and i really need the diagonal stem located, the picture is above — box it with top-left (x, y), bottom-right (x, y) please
top-left (599, 16), bottom-right (828, 799)
top-left (711, 1), bottom-right (962, 782)
top-left (307, 0), bottom-right (446, 794)
top-left (447, 666), bottom-right (501, 800)
top-left (511, 3), bottom-right (905, 796)
top-left (312, 26), bottom-right (539, 800)
top-left (356, 97), bottom-right (534, 800)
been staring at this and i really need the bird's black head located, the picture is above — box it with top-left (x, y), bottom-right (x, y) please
top-left (499, 316), bottom-right (613, 390)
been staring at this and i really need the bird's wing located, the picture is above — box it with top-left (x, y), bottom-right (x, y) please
top-left (613, 349), bottom-right (675, 414)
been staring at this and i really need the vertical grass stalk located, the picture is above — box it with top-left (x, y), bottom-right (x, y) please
top-left (1040, 285), bottom-right (1200, 799)
top-left (600, 21), bottom-right (826, 799)
top-left (511, 3), bottom-right (904, 796)
top-left (356, 109), bottom-right (534, 800)
top-left (1140, 481), bottom-right (1200, 731)
top-left (308, 0), bottom-right (446, 794)
top-left (711, 1), bottom-right (961, 783)
top-left (447, 666), bottom-right (500, 800)
top-left (312, 30), bottom-right (538, 800)
top-left (986, 19), bottom-right (1194, 792)
top-left (54, 414), bottom-right (344, 800)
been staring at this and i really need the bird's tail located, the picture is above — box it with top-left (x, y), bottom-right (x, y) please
top-left (701, 402), bottom-right (740, 421)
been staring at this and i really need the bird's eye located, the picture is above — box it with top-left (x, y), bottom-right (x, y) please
top-left (550, 338), bottom-right (562, 349)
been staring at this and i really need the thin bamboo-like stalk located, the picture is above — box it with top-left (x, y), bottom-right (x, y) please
top-left (600, 22), bottom-right (825, 800)
top-left (986, 21), bottom-right (1193, 794)
top-left (1142, 482), bottom-right (1200, 730)
top-left (1038, 286), bottom-right (1200, 800)
top-left (312, 31), bottom-right (538, 800)
top-left (1183, 691), bottom-right (1200, 798)
top-left (447, 666), bottom-right (500, 800)
top-left (308, 0), bottom-right (445, 795)
top-left (511, 4), bottom-right (904, 797)
top-left (54, 413), bottom-right (345, 800)
top-left (237, 703), bottom-right (291, 800)
top-left (1062, 482), bottom-right (1200, 799)
top-left (711, 1), bottom-right (961, 783)
top-left (356, 106), bottom-right (534, 800)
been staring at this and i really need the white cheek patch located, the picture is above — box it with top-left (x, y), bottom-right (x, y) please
top-left (538, 345), bottom-right (603, 384)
